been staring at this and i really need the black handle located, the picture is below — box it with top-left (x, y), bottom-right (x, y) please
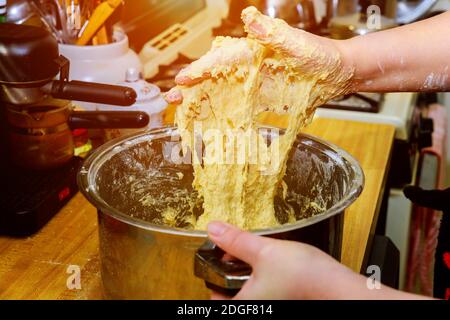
top-left (45, 80), bottom-right (137, 106)
top-left (413, 115), bottom-right (434, 150)
top-left (404, 186), bottom-right (450, 212)
top-left (68, 111), bottom-right (149, 129)
top-left (194, 240), bottom-right (252, 297)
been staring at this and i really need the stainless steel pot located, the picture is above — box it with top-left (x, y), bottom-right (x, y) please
top-left (78, 127), bottom-right (364, 299)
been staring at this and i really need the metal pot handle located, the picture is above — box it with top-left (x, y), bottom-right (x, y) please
top-left (194, 240), bottom-right (252, 297)
top-left (68, 111), bottom-right (149, 129)
top-left (42, 56), bottom-right (137, 106)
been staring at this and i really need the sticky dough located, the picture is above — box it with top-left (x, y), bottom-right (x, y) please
top-left (175, 7), bottom-right (352, 230)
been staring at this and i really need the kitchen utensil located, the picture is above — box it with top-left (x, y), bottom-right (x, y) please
top-left (76, 0), bottom-right (122, 46)
top-left (5, 0), bottom-right (33, 24)
top-left (7, 100), bottom-right (75, 169)
top-left (65, 0), bottom-right (82, 41)
top-left (78, 127), bottom-right (364, 299)
top-left (0, 23), bottom-right (137, 106)
top-left (5, 0), bottom-right (46, 26)
top-left (0, 23), bottom-right (149, 170)
top-left (28, 0), bottom-right (65, 42)
top-left (49, 0), bottom-right (71, 43)
top-left (397, 0), bottom-right (438, 24)
top-left (92, 25), bottom-right (109, 45)
top-left (6, 99), bottom-right (149, 169)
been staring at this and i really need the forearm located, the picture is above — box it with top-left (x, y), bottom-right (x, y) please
top-left (330, 271), bottom-right (430, 300)
top-left (302, 259), bottom-right (431, 300)
top-left (286, 250), bottom-right (429, 300)
top-left (335, 11), bottom-right (450, 93)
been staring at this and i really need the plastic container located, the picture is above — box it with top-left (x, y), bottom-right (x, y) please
top-left (59, 31), bottom-right (142, 86)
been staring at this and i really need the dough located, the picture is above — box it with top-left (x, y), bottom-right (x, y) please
top-left (175, 7), bottom-right (352, 230)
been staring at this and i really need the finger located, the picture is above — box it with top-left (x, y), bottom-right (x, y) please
top-left (175, 73), bottom-right (210, 86)
top-left (174, 55), bottom-right (213, 86)
top-left (242, 7), bottom-right (272, 40)
top-left (164, 88), bottom-right (183, 104)
top-left (241, 6), bottom-right (309, 58)
top-left (242, 6), bottom-right (287, 48)
top-left (175, 37), bottom-right (255, 86)
top-left (207, 221), bottom-right (272, 265)
top-left (211, 291), bottom-right (232, 300)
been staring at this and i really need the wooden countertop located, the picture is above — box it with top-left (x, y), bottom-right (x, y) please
top-left (0, 118), bottom-right (395, 299)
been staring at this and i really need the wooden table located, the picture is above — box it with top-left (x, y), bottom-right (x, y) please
top-left (0, 118), bottom-right (395, 299)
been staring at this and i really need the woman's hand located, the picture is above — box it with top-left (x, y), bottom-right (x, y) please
top-left (206, 221), bottom-right (427, 300)
top-left (206, 221), bottom-right (355, 300)
top-left (166, 7), bottom-right (354, 105)
top-left (241, 6), bottom-right (352, 80)
top-left (166, 8), bottom-right (450, 104)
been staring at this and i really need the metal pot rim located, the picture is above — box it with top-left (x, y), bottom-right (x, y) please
top-left (78, 126), bottom-right (365, 237)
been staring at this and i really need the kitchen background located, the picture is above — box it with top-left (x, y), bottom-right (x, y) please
top-left (0, 0), bottom-right (449, 297)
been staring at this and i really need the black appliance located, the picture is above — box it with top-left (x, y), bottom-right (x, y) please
top-left (0, 23), bottom-right (148, 236)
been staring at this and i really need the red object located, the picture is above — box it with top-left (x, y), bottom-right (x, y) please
top-left (72, 128), bottom-right (89, 148)
top-left (72, 128), bottom-right (88, 137)
top-left (444, 252), bottom-right (450, 270)
top-left (58, 187), bottom-right (71, 201)
top-left (405, 104), bottom-right (448, 296)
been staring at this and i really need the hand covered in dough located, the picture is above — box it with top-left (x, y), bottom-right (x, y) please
top-left (165, 35), bottom-right (260, 104)
top-left (166, 6), bottom-right (354, 105)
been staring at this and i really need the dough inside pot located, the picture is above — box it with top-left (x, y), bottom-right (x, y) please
top-left (173, 8), bottom-right (351, 230)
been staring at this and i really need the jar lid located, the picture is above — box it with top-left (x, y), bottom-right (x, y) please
top-left (120, 68), bottom-right (162, 103)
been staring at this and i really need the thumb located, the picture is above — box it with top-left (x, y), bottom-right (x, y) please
top-left (164, 88), bottom-right (183, 104)
top-left (242, 7), bottom-right (301, 55)
top-left (207, 221), bottom-right (272, 265)
top-left (403, 186), bottom-right (450, 211)
top-left (242, 6), bottom-right (286, 49)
